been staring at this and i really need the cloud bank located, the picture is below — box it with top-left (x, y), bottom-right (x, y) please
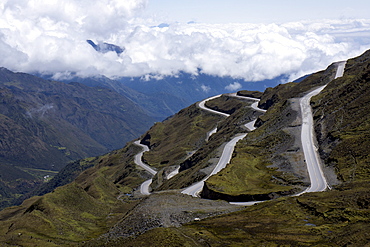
top-left (0, 0), bottom-right (370, 82)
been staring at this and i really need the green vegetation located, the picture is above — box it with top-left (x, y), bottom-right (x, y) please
top-left (203, 62), bottom-right (340, 199)
top-left (1, 51), bottom-right (370, 246)
top-left (0, 143), bottom-right (145, 245)
top-left (122, 52), bottom-right (370, 246)
top-left (0, 68), bottom-right (154, 209)
top-left (16, 167), bottom-right (59, 181)
top-left (205, 148), bottom-right (292, 196)
top-left (152, 96), bottom-right (263, 191)
top-left (205, 101), bottom-right (300, 198)
top-left (205, 95), bottom-right (257, 115)
top-left (123, 181), bottom-right (370, 246)
top-left (259, 63), bottom-right (337, 109)
top-left (236, 90), bottom-right (263, 99)
top-left (311, 51), bottom-right (370, 183)
top-left (142, 104), bottom-right (224, 169)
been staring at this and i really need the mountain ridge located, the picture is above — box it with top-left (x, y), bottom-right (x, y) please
top-left (40, 72), bottom-right (286, 121)
top-left (0, 50), bottom-right (369, 246)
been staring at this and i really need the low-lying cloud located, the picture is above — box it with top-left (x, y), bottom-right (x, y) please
top-left (225, 82), bottom-right (242, 91)
top-left (0, 0), bottom-right (370, 82)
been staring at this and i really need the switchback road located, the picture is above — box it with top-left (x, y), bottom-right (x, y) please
top-left (136, 61), bottom-right (346, 201)
top-left (133, 140), bottom-right (156, 195)
top-left (182, 95), bottom-right (262, 197)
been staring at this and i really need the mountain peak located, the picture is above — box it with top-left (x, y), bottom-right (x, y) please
top-left (86, 40), bottom-right (124, 55)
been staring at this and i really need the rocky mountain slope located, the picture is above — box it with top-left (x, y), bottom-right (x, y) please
top-left (0, 50), bottom-right (369, 246)
top-left (0, 68), bottom-right (154, 209)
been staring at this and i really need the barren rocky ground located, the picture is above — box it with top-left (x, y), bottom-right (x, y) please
top-left (86, 192), bottom-right (242, 245)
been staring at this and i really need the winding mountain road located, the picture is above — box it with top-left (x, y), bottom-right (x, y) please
top-left (182, 95), bottom-right (262, 197)
top-left (133, 140), bottom-right (156, 175)
top-left (135, 61), bottom-right (346, 201)
top-left (182, 133), bottom-right (248, 196)
top-left (133, 140), bottom-right (156, 195)
top-left (140, 179), bottom-right (153, 195)
top-left (183, 61), bottom-right (346, 201)
top-left (298, 86), bottom-right (329, 194)
top-left (198, 94), bottom-right (230, 117)
top-left (297, 61), bottom-right (346, 195)
top-left (229, 93), bottom-right (266, 113)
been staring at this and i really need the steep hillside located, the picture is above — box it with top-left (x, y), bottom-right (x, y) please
top-left (123, 181), bottom-right (370, 247)
top-left (0, 92), bottom-right (264, 245)
top-left (0, 68), bottom-right (154, 209)
top-left (0, 144), bottom-right (146, 245)
top-left (312, 50), bottom-right (370, 182)
top-left (0, 50), bottom-right (369, 246)
top-left (0, 140), bottom-right (241, 246)
top-left (149, 95), bottom-right (263, 191)
top-left (201, 62), bottom-right (339, 201)
top-left (119, 52), bottom-right (370, 246)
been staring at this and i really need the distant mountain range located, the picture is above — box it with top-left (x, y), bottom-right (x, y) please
top-left (43, 72), bottom-right (286, 120)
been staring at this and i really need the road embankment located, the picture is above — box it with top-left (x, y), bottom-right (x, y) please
top-left (201, 183), bottom-right (296, 202)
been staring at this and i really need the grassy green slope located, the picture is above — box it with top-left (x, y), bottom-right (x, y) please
top-left (141, 104), bottom-right (223, 169)
top-left (258, 63), bottom-right (337, 110)
top-left (0, 94), bottom-right (254, 245)
top-left (124, 181), bottom-right (370, 247)
top-left (152, 95), bottom-right (263, 191)
top-left (0, 144), bottom-right (146, 245)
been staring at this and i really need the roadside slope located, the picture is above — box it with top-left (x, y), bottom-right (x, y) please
top-left (312, 51), bottom-right (370, 182)
top-left (202, 62), bottom-right (339, 201)
top-left (119, 50), bottom-right (370, 247)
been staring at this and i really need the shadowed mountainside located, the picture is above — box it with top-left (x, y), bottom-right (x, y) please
top-left (0, 68), bottom-right (154, 209)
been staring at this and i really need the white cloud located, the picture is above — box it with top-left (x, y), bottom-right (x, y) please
top-left (0, 1), bottom-right (369, 82)
top-left (201, 85), bottom-right (211, 93)
top-left (225, 82), bottom-right (242, 91)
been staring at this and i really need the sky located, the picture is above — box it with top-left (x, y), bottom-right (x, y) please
top-left (0, 0), bottom-right (369, 83)
top-left (146, 0), bottom-right (370, 24)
